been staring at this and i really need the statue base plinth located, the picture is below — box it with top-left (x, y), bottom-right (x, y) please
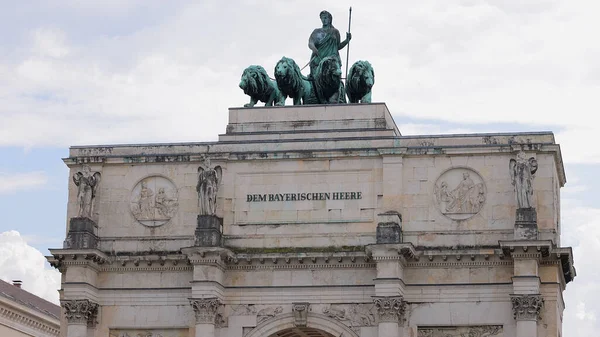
top-left (376, 211), bottom-right (403, 244)
top-left (514, 208), bottom-right (538, 240)
top-left (64, 217), bottom-right (98, 249)
top-left (195, 215), bottom-right (223, 247)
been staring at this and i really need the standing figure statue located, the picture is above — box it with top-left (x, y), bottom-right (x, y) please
top-left (72, 165), bottom-right (101, 218)
top-left (509, 151), bottom-right (538, 209)
top-left (197, 159), bottom-right (223, 216)
top-left (308, 10), bottom-right (351, 80)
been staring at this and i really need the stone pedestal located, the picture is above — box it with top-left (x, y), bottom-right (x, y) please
top-left (195, 215), bottom-right (223, 247)
top-left (376, 212), bottom-right (402, 244)
top-left (514, 208), bottom-right (538, 240)
top-left (64, 217), bottom-right (98, 249)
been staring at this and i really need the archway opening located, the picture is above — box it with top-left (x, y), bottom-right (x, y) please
top-left (268, 327), bottom-right (336, 337)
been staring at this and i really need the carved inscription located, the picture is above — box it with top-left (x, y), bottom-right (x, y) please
top-left (417, 326), bottom-right (502, 337)
top-left (130, 176), bottom-right (178, 226)
top-left (434, 168), bottom-right (486, 220)
top-left (109, 329), bottom-right (187, 337)
top-left (246, 191), bottom-right (362, 202)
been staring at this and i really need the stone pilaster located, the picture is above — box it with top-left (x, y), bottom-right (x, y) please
top-left (373, 296), bottom-right (407, 323)
top-left (373, 296), bottom-right (407, 337)
top-left (511, 294), bottom-right (544, 321)
top-left (190, 297), bottom-right (222, 337)
top-left (61, 299), bottom-right (99, 337)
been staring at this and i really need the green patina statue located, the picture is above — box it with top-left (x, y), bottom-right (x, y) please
top-left (308, 10), bottom-right (351, 80)
top-left (346, 60), bottom-right (374, 103)
top-left (239, 65), bottom-right (285, 107)
top-left (239, 9), bottom-right (375, 107)
top-left (274, 57), bottom-right (318, 105)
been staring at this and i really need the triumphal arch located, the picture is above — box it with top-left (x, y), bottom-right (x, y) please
top-left (48, 10), bottom-right (575, 337)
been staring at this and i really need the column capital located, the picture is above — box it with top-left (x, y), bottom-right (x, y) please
top-left (60, 299), bottom-right (99, 326)
top-left (373, 296), bottom-right (407, 323)
top-left (190, 298), bottom-right (222, 324)
top-left (511, 294), bottom-right (544, 321)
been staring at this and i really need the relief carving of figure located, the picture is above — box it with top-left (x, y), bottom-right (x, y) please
top-left (155, 187), bottom-right (177, 218)
top-left (434, 169), bottom-right (486, 220)
top-left (308, 10), bottom-right (351, 80)
top-left (510, 151), bottom-right (538, 209)
top-left (72, 165), bottom-right (101, 218)
top-left (137, 180), bottom-right (155, 220)
top-left (197, 160), bottom-right (222, 216)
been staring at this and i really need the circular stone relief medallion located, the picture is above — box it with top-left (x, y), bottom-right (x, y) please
top-left (433, 168), bottom-right (486, 220)
top-left (130, 176), bottom-right (179, 227)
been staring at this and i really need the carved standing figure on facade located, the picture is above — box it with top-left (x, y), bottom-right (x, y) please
top-left (197, 159), bottom-right (222, 216)
top-left (509, 151), bottom-right (538, 209)
top-left (308, 10), bottom-right (351, 80)
top-left (73, 165), bottom-right (101, 218)
top-left (239, 65), bottom-right (285, 107)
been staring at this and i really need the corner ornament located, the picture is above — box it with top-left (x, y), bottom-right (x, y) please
top-left (511, 294), bottom-right (544, 321)
top-left (61, 299), bottom-right (99, 326)
top-left (373, 296), bottom-right (406, 323)
top-left (190, 298), bottom-right (222, 324)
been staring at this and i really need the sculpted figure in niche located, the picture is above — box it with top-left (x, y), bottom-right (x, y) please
top-left (197, 159), bottom-right (223, 216)
top-left (308, 10), bottom-right (351, 79)
top-left (510, 151), bottom-right (538, 208)
top-left (72, 165), bottom-right (101, 218)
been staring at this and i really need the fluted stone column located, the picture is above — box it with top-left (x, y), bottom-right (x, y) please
top-left (61, 299), bottom-right (98, 337)
top-left (511, 294), bottom-right (544, 337)
top-left (190, 298), bottom-right (221, 337)
top-left (373, 296), bottom-right (406, 337)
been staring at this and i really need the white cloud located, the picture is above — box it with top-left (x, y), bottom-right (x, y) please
top-left (0, 0), bottom-right (597, 164)
top-left (561, 201), bottom-right (600, 335)
top-left (0, 171), bottom-right (47, 194)
top-left (0, 231), bottom-right (61, 304)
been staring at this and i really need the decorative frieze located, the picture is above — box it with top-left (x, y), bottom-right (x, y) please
top-left (511, 294), bottom-right (544, 321)
top-left (372, 296), bottom-right (406, 323)
top-left (256, 306), bottom-right (283, 324)
top-left (61, 299), bottom-right (99, 326)
top-left (190, 298), bottom-right (222, 324)
top-left (322, 303), bottom-right (377, 330)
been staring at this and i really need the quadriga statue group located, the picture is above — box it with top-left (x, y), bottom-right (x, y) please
top-left (239, 10), bottom-right (375, 107)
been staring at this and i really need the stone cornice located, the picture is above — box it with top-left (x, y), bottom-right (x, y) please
top-left (228, 251), bottom-right (371, 270)
top-left (47, 249), bottom-right (109, 272)
top-left (0, 301), bottom-right (59, 336)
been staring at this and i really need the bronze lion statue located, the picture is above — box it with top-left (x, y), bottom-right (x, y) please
top-left (313, 56), bottom-right (346, 104)
top-left (239, 65), bottom-right (285, 107)
top-left (346, 60), bottom-right (374, 103)
top-left (274, 57), bottom-right (317, 105)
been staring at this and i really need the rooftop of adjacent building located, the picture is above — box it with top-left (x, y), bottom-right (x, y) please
top-left (0, 279), bottom-right (60, 320)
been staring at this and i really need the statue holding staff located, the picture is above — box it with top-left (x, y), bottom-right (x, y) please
top-left (308, 10), bottom-right (352, 79)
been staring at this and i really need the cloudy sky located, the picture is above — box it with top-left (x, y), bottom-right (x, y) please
top-left (0, 0), bottom-right (598, 335)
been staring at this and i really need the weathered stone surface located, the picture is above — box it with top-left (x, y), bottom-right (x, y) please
top-left (64, 217), bottom-right (98, 249)
top-left (195, 215), bottom-right (223, 247)
top-left (50, 104), bottom-right (574, 337)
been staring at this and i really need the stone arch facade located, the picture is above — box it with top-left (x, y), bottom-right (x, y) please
top-left (245, 312), bottom-right (360, 337)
